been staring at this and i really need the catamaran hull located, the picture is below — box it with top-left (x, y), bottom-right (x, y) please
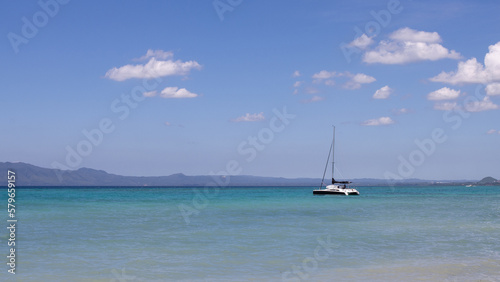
top-left (313, 190), bottom-right (359, 195)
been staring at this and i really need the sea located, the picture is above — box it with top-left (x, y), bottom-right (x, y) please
top-left (1, 186), bottom-right (499, 281)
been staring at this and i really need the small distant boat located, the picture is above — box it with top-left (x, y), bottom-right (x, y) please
top-left (313, 127), bottom-right (359, 196)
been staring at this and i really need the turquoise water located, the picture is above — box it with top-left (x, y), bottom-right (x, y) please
top-left (1, 186), bottom-right (500, 281)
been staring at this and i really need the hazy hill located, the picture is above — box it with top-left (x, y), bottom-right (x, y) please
top-left (0, 162), bottom-right (321, 187)
top-left (0, 162), bottom-right (492, 187)
top-left (477, 176), bottom-right (498, 185)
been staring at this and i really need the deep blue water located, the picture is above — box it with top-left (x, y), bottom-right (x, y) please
top-left (1, 186), bottom-right (499, 281)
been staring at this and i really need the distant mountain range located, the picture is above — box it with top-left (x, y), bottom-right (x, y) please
top-left (0, 162), bottom-right (497, 187)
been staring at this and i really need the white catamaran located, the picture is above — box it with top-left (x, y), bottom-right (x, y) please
top-left (313, 127), bottom-right (359, 196)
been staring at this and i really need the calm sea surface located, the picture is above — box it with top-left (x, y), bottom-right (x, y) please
top-left (1, 186), bottom-right (499, 281)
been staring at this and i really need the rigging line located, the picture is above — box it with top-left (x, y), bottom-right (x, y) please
top-left (335, 165), bottom-right (346, 180)
top-left (319, 140), bottom-right (334, 189)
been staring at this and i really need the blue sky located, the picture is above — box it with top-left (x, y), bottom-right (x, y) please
top-left (1, 0), bottom-right (499, 180)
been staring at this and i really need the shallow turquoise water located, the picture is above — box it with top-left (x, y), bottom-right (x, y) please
top-left (1, 186), bottom-right (499, 281)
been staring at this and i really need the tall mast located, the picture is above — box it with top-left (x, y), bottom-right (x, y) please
top-left (332, 126), bottom-right (335, 183)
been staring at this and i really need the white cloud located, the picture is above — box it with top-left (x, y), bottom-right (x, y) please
top-left (311, 70), bottom-right (375, 89)
top-left (143, 91), bottom-right (157, 97)
top-left (433, 102), bottom-right (457, 111)
top-left (349, 34), bottom-right (374, 50)
top-left (373, 85), bottom-right (393, 99)
top-left (293, 89), bottom-right (298, 95)
top-left (312, 70), bottom-right (337, 80)
top-left (105, 57), bottom-right (202, 81)
top-left (164, 121), bottom-right (172, 126)
top-left (364, 41), bottom-right (461, 64)
top-left (160, 87), bottom-right (198, 99)
top-left (389, 27), bottom-right (441, 43)
top-left (430, 58), bottom-right (488, 84)
top-left (363, 28), bottom-right (461, 64)
top-left (301, 95), bottom-right (324, 104)
top-left (134, 49), bottom-right (173, 61)
top-left (352, 73), bottom-right (376, 84)
top-left (427, 87), bottom-right (461, 100)
top-left (430, 41), bottom-right (500, 84)
top-left (437, 97), bottom-right (499, 113)
top-left (311, 70), bottom-right (338, 85)
top-left (344, 73), bottom-right (376, 89)
top-left (361, 116), bottom-right (394, 126)
top-left (486, 83), bottom-right (500, 96)
top-left (231, 112), bottom-right (265, 122)
top-left (292, 70), bottom-right (301, 77)
top-left (293, 81), bottom-right (302, 88)
top-left (486, 129), bottom-right (498, 134)
top-left (464, 96), bottom-right (499, 112)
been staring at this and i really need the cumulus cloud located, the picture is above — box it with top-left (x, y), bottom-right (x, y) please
top-left (485, 83), bottom-right (500, 96)
top-left (373, 85), bottom-right (393, 99)
top-left (310, 70), bottom-right (375, 89)
top-left (292, 70), bottom-right (301, 77)
top-left (133, 49), bottom-right (173, 61)
top-left (105, 57), bottom-right (202, 81)
top-left (430, 42), bottom-right (500, 84)
top-left (344, 73), bottom-right (376, 89)
top-left (363, 27), bottom-right (461, 64)
top-left (351, 73), bottom-right (376, 84)
top-left (349, 34), bottom-right (374, 50)
top-left (389, 27), bottom-right (441, 43)
top-left (312, 70), bottom-right (341, 85)
top-left (427, 87), bottom-right (461, 100)
top-left (430, 58), bottom-right (488, 84)
top-left (433, 102), bottom-right (457, 111)
top-left (312, 70), bottom-right (337, 80)
top-left (464, 96), bottom-right (499, 112)
top-left (231, 112), bottom-right (265, 122)
top-left (301, 95), bottom-right (325, 104)
top-left (160, 87), bottom-right (198, 99)
top-left (293, 81), bottom-right (303, 88)
top-left (361, 116), bottom-right (394, 126)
